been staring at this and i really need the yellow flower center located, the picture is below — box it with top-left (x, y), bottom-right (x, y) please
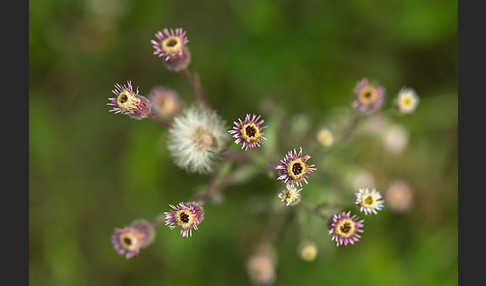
top-left (175, 209), bottom-right (195, 229)
top-left (358, 86), bottom-right (378, 105)
top-left (286, 159), bottom-right (307, 180)
top-left (162, 36), bottom-right (183, 56)
top-left (301, 244), bottom-right (317, 261)
top-left (192, 127), bottom-right (216, 151)
top-left (335, 218), bottom-right (356, 238)
top-left (156, 96), bottom-right (177, 115)
top-left (119, 232), bottom-right (139, 251)
top-left (241, 123), bottom-right (261, 142)
top-left (117, 90), bottom-right (139, 111)
top-left (362, 195), bottom-right (375, 208)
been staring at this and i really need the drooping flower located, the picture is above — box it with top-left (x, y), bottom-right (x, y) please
top-left (148, 86), bottom-right (181, 118)
top-left (168, 106), bottom-right (229, 174)
top-left (316, 128), bottom-right (334, 147)
top-left (355, 188), bottom-right (384, 215)
top-left (298, 241), bottom-right (318, 261)
top-left (164, 201), bottom-right (204, 237)
top-left (112, 219), bottom-right (155, 259)
top-left (276, 147), bottom-right (316, 187)
top-left (107, 81), bottom-right (151, 119)
top-left (247, 245), bottom-right (276, 285)
top-left (228, 113), bottom-right (267, 150)
top-left (352, 78), bottom-right (385, 112)
top-left (396, 88), bottom-right (419, 114)
top-left (328, 211), bottom-right (364, 246)
top-left (151, 28), bottom-right (191, 71)
top-left (278, 183), bottom-right (302, 207)
top-left (385, 181), bottom-right (413, 213)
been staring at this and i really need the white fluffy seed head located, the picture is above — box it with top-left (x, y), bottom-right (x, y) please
top-left (168, 106), bottom-right (229, 174)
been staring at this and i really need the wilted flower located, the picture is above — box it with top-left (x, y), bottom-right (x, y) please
top-left (168, 106), bottom-right (229, 173)
top-left (228, 113), bottom-right (267, 150)
top-left (355, 188), bottom-right (384, 215)
top-left (276, 147), bottom-right (316, 187)
top-left (298, 241), bottom-right (318, 261)
top-left (164, 201), bottom-right (204, 237)
top-left (148, 86), bottom-right (181, 118)
top-left (385, 181), bottom-right (413, 213)
top-left (328, 211), bottom-right (364, 246)
top-left (278, 183), bottom-right (302, 207)
top-left (107, 81), bottom-right (151, 119)
top-left (151, 28), bottom-right (191, 71)
top-left (382, 124), bottom-right (408, 154)
top-left (352, 78), bottom-right (384, 112)
top-left (247, 246), bottom-right (276, 285)
top-left (316, 128), bottom-right (334, 147)
top-left (396, 88), bottom-right (419, 113)
top-left (112, 219), bottom-right (155, 258)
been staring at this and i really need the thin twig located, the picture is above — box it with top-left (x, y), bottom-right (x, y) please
top-left (182, 68), bottom-right (210, 109)
top-left (148, 113), bottom-right (172, 128)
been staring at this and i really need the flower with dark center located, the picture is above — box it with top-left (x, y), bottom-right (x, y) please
top-left (355, 188), bottom-right (384, 215)
top-left (352, 78), bottom-right (384, 112)
top-left (107, 81), bottom-right (151, 119)
top-left (151, 28), bottom-right (191, 71)
top-left (228, 113), bottom-right (267, 150)
top-left (328, 211), bottom-right (364, 246)
top-left (278, 183), bottom-right (302, 206)
top-left (164, 201), bottom-right (204, 237)
top-left (276, 147), bottom-right (316, 187)
top-left (112, 219), bottom-right (155, 259)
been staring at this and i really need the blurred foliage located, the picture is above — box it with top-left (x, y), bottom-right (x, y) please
top-left (29, 0), bottom-right (457, 286)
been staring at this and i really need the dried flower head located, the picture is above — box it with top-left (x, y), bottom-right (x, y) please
top-left (328, 211), bottom-right (364, 246)
top-left (385, 181), bottom-right (413, 213)
top-left (112, 219), bottom-right (155, 259)
top-left (396, 88), bottom-right (419, 113)
top-left (247, 246), bottom-right (276, 285)
top-left (276, 147), bottom-right (316, 187)
top-left (355, 188), bottom-right (384, 215)
top-left (352, 78), bottom-right (385, 112)
top-left (298, 241), bottom-right (318, 261)
top-left (107, 81), bottom-right (151, 119)
top-left (168, 107), bottom-right (229, 173)
top-left (164, 201), bottom-right (204, 237)
top-left (316, 128), bottom-right (334, 147)
top-left (278, 183), bottom-right (302, 207)
top-left (228, 113), bottom-right (267, 150)
top-left (151, 28), bottom-right (191, 71)
top-left (148, 86), bottom-right (181, 118)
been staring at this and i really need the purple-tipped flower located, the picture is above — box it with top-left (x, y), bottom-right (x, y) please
top-left (228, 113), bottom-right (267, 150)
top-left (112, 219), bottom-right (155, 259)
top-left (328, 211), bottom-right (364, 247)
top-left (148, 86), bottom-right (182, 118)
top-left (276, 147), bottom-right (316, 187)
top-left (352, 78), bottom-right (384, 112)
top-left (107, 81), bottom-right (151, 119)
top-left (164, 201), bottom-right (204, 237)
top-left (151, 28), bottom-right (191, 71)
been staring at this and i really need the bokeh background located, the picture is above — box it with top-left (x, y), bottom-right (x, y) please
top-left (29, 0), bottom-right (457, 285)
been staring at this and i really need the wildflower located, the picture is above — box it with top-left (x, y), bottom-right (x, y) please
top-left (112, 219), bottom-right (155, 259)
top-left (278, 184), bottom-right (302, 207)
top-left (164, 201), bottom-right (204, 237)
top-left (328, 211), bottom-right (364, 246)
top-left (151, 28), bottom-right (191, 71)
top-left (352, 78), bottom-right (384, 112)
top-left (276, 147), bottom-right (316, 187)
top-left (396, 88), bottom-right (419, 113)
top-left (107, 81), bottom-right (151, 119)
top-left (355, 188), bottom-right (384, 215)
top-left (298, 241), bottom-right (318, 261)
top-left (316, 128), bottom-right (334, 147)
top-left (247, 246), bottom-right (276, 285)
top-left (168, 106), bottom-right (229, 173)
top-left (382, 124), bottom-right (408, 154)
top-left (229, 113), bottom-right (267, 150)
top-left (148, 86), bottom-right (181, 118)
top-left (385, 181), bottom-right (413, 213)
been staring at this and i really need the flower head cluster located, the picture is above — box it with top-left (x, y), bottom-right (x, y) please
top-left (112, 219), bottom-right (155, 258)
top-left (151, 28), bottom-right (191, 71)
top-left (107, 81), bottom-right (151, 119)
top-left (278, 184), bottom-right (302, 207)
top-left (352, 78), bottom-right (384, 112)
top-left (328, 211), bottom-right (364, 246)
top-left (168, 106), bottom-right (229, 174)
top-left (396, 88), bottom-right (419, 113)
top-left (164, 201), bottom-right (204, 237)
top-left (148, 86), bottom-right (181, 118)
top-left (276, 147), bottom-right (316, 187)
top-left (228, 113), bottom-right (267, 150)
top-left (355, 188), bottom-right (384, 215)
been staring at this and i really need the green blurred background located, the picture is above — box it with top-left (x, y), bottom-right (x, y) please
top-left (29, 0), bottom-right (457, 285)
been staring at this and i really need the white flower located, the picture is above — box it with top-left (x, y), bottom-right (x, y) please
top-left (316, 128), bottom-right (334, 147)
top-left (382, 124), bottom-right (408, 154)
top-left (278, 184), bottom-right (302, 206)
top-left (298, 241), bottom-right (318, 261)
top-left (396, 88), bottom-right (419, 113)
top-left (355, 188), bottom-right (384, 215)
top-left (168, 106), bottom-right (229, 174)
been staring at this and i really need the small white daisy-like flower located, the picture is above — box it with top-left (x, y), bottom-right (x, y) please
top-left (316, 128), bottom-right (334, 147)
top-left (278, 184), bottom-right (302, 206)
top-left (396, 88), bottom-right (419, 114)
top-left (355, 188), bottom-right (384, 215)
top-left (382, 124), bottom-right (408, 154)
top-left (168, 106), bottom-right (229, 174)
